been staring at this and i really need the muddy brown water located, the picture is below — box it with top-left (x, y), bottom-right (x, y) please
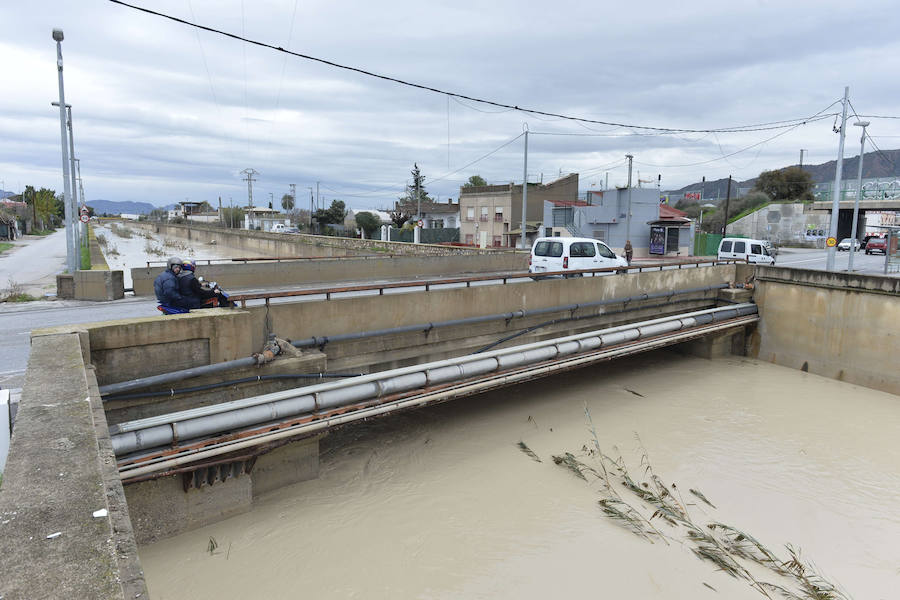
top-left (139, 351), bottom-right (900, 599)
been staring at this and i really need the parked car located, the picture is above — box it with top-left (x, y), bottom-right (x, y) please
top-left (529, 237), bottom-right (627, 277)
top-left (271, 223), bottom-right (298, 233)
top-left (837, 238), bottom-right (861, 252)
top-left (717, 237), bottom-right (775, 264)
top-left (865, 237), bottom-right (887, 255)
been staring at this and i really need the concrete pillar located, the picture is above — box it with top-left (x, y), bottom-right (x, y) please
top-left (414, 225), bottom-right (421, 244)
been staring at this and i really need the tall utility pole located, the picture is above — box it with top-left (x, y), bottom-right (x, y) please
top-left (847, 121), bottom-right (870, 272)
top-left (308, 186), bottom-right (314, 229)
top-left (316, 181), bottom-right (320, 211)
top-left (520, 128), bottom-right (529, 249)
top-left (826, 87), bottom-right (850, 272)
top-left (722, 176), bottom-right (733, 236)
top-left (53, 28), bottom-right (77, 273)
top-left (799, 149), bottom-right (807, 169)
top-left (53, 102), bottom-right (81, 250)
top-left (240, 168), bottom-right (258, 209)
top-left (625, 154), bottom-right (634, 244)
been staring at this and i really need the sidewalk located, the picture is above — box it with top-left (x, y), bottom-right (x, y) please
top-left (0, 229), bottom-right (67, 298)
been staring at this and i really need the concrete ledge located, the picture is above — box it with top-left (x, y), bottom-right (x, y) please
top-left (0, 333), bottom-right (147, 599)
top-left (35, 308), bottom-right (257, 386)
top-left (73, 269), bottom-right (124, 301)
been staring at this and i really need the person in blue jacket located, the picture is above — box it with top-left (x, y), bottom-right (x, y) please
top-left (153, 256), bottom-right (187, 308)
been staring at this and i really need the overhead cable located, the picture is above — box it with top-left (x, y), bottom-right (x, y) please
top-left (108, 0), bottom-right (840, 135)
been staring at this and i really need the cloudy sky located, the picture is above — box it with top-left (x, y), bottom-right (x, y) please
top-left (2, 0), bottom-right (900, 211)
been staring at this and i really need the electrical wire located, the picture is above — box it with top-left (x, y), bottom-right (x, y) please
top-left (633, 109), bottom-right (837, 169)
top-left (107, 0), bottom-right (841, 136)
top-left (849, 100), bottom-right (897, 170)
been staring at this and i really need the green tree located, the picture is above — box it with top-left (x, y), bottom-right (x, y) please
top-left (355, 211), bottom-right (381, 238)
top-left (281, 193), bottom-right (295, 211)
top-left (313, 200), bottom-right (347, 225)
top-left (753, 167), bottom-right (813, 202)
top-left (463, 175), bottom-right (487, 188)
top-left (398, 163), bottom-right (433, 207)
top-left (221, 206), bottom-right (245, 228)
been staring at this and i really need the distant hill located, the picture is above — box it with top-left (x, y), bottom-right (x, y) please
top-left (667, 148), bottom-right (900, 202)
top-left (85, 200), bottom-right (161, 215)
top-left (0, 190), bottom-right (14, 199)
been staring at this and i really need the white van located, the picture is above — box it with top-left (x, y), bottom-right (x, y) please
top-left (529, 237), bottom-right (628, 276)
top-left (717, 237), bottom-right (775, 264)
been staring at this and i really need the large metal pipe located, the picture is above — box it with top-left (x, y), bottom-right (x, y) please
top-left (110, 304), bottom-right (757, 456)
top-left (101, 283), bottom-right (731, 398)
top-left (117, 313), bottom-right (759, 482)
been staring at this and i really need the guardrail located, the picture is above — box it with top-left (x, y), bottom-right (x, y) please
top-left (228, 258), bottom-right (745, 308)
top-left (144, 254), bottom-right (398, 268)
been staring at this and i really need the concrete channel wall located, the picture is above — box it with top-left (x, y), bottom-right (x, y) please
top-left (131, 221), bottom-right (511, 259)
top-left (750, 266), bottom-right (900, 395)
top-left (130, 252), bottom-right (527, 296)
top-left (0, 333), bottom-right (147, 599)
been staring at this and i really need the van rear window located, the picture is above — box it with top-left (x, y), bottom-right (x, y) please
top-left (534, 241), bottom-right (563, 257)
top-left (721, 241), bottom-right (732, 252)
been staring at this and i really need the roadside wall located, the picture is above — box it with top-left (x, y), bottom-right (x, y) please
top-left (130, 252), bottom-right (528, 296)
top-left (130, 222), bottom-right (511, 260)
top-left (749, 266), bottom-right (900, 395)
top-left (0, 333), bottom-right (146, 599)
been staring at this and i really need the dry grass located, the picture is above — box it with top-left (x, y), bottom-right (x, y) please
top-left (534, 409), bottom-right (853, 600)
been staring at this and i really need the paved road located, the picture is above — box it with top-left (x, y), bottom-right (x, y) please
top-left (0, 230), bottom-right (68, 297)
top-left (774, 247), bottom-right (896, 276)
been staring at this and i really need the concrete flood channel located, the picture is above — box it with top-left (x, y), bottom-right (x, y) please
top-left (1, 262), bottom-right (899, 599)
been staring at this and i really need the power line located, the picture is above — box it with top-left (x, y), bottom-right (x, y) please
top-left (107, 0), bottom-right (840, 136)
top-left (632, 105), bottom-right (839, 169)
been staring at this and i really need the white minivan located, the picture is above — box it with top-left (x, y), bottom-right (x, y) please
top-left (717, 237), bottom-right (775, 264)
top-left (529, 237), bottom-right (628, 276)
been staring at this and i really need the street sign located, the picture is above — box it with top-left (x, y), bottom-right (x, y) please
top-left (80, 213), bottom-right (89, 223)
top-left (826, 236), bottom-right (837, 247)
top-left (417, 219), bottom-right (424, 228)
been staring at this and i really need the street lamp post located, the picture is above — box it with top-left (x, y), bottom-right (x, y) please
top-left (847, 121), bottom-right (870, 272)
top-left (53, 28), bottom-right (77, 273)
top-left (52, 101), bottom-right (81, 251)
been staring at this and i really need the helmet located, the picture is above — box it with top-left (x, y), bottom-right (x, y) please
top-left (182, 259), bottom-right (196, 272)
top-left (167, 256), bottom-right (183, 271)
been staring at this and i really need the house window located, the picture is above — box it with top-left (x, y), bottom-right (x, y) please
top-left (465, 233), bottom-right (474, 244)
top-left (480, 207), bottom-right (489, 221)
top-left (466, 207), bottom-right (475, 221)
top-left (492, 235), bottom-right (502, 247)
top-left (552, 207), bottom-right (573, 226)
top-left (494, 207), bottom-right (503, 222)
top-left (429, 219), bottom-right (444, 229)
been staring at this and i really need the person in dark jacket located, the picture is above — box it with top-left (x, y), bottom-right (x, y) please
top-left (178, 260), bottom-right (224, 308)
top-left (154, 256), bottom-right (187, 308)
top-left (624, 240), bottom-right (633, 265)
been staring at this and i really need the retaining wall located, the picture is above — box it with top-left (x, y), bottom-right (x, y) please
top-left (0, 333), bottom-right (146, 599)
top-left (749, 266), bottom-right (900, 395)
top-left (130, 252), bottom-right (527, 296)
top-left (131, 222), bottom-right (509, 259)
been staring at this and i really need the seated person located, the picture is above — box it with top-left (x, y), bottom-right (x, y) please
top-left (153, 256), bottom-right (189, 309)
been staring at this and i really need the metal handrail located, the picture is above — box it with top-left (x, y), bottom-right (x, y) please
top-left (228, 258), bottom-right (745, 307)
